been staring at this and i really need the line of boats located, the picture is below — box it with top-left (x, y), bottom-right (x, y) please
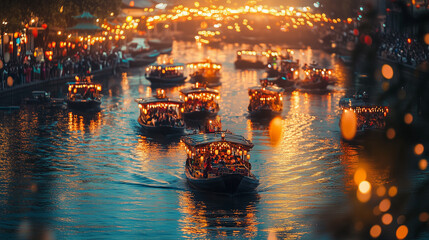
top-left (19, 43), bottom-right (390, 195)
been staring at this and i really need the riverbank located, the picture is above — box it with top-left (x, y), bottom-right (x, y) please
top-left (0, 67), bottom-right (118, 106)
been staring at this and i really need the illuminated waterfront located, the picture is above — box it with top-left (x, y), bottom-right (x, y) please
top-left (0, 42), bottom-right (374, 239)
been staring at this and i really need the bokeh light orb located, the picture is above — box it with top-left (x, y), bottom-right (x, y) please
top-left (340, 109), bottom-right (357, 140)
top-left (381, 64), bottom-right (394, 79)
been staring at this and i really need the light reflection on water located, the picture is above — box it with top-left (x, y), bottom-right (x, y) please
top-left (0, 41), bottom-right (387, 239)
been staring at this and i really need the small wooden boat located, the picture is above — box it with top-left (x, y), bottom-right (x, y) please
top-left (145, 63), bottom-right (187, 86)
top-left (296, 65), bottom-right (334, 93)
top-left (182, 131), bottom-right (259, 194)
top-left (234, 50), bottom-right (265, 69)
top-left (248, 84), bottom-right (284, 118)
top-left (179, 83), bottom-right (220, 119)
top-left (187, 59), bottom-right (222, 87)
top-left (135, 89), bottom-right (185, 134)
top-left (66, 79), bottom-right (102, 110)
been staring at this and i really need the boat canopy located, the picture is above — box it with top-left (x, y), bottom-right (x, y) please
top-left (186, 60), bottom-right (222, 70)
top-left (248, 86), bottom-right (284, 95)
top-left (180, 86), bottom-right (220, 96)
top-left (146, 63), bottom-right (185, 71)
top-left (236, 50), bottom-right (260, 56)
top-left (135, 97), bottom-right (183, 105)
top-left (182, 132), bottom-right (254, 149)
top-left (67, 82), bottom-right (101, 91)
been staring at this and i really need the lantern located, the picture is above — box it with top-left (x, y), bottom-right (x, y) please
top-left (247, 154), bottom-right (251, 160)
top-left (42, 23), bottom-right (48, 29)
top-left (200, 156), bottom-right (204, 161)
top-left (227, 149), bottom-right (231, 155)
top-left (215, 150), bottom-right (219, 155)
top-left (239, 150), bottom-right (243, 155)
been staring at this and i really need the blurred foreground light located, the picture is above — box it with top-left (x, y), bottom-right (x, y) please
top-left (388, 186), bottom-right (398, 197)
top-left (379, 199), bottom-right (391, 212)
top-left (340, 109), bottom-right (357, 140)
top-left (386, 128), bottom-right (396, 139)
top-left (354, 168), bottom-right (367, 185)
top-left (377, 186), bottom-right (386, 197)
top-left (404, 113), bottom-right (413, 124)
top-left (424, 33), bottom-right (429, 45)
top-left (381, 64), bottom-right (394, 79)
top-left (269, 117), bottom-right (283, 146)
top-left (370, 225), bottom-right (382, 238)
top-left (414, 143), bottom-right (424, 155)
top-left (419, 212), bottom-right (429, 222)
top-left (359, 181), bottom-right (371, 194)
top-left (396, 225), bottom-right (408, 239)
top-left (419, 159), bottom-right (428, 170)
top-left (382, 213), bottom-right (393, 225)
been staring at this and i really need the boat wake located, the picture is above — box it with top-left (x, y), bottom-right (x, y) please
top-left (116, 175), bottom-right (188, 191)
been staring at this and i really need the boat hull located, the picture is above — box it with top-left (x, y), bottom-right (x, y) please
top-left (248, 108), bottom-right (282, 119)
top-left (66, 100), bottom-right (101, 110)
top-left (189, 76), bottom-right (221, 87)
top-left (234, 60), bottom-right (265, 69)
top-left (186, 168), bottom-right (259, 194)
top-left (129, 58), bottom-right (156, 68)
top-left (146, 76), bottom-right (187, 86)
top-left (138, 117), bottom-right (185, 134)
top-left (183, 110), bottom-right (218, 119)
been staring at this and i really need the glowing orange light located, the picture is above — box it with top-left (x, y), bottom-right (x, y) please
top-left (415, 143), bottom-right (424, 155)
top-left (419, 159), bottom-right (428, 170)
top-left (377, 186), bottom-right (386, 197)
top-left (340, 109), bottom-right (357, 140)
top-left (404, 113), bottom-right (413, 124)
top-left (382, 213), bottom-right (393, 225)
top-left (386, 128), bottom-right (396, 139)
top-left (388, 186), bottom-right (398, 197)
top-left (359, 181), bottom-right (371, 194)
top-left (424, 34), bottom-right (429, 45)
top-left (396, 225), bottom-right (408, 240)
top-left (269, 117), bottom-right (282, 146)
top-left (370, 225), bottom-right (382, 238)
top-left (354, 168), bottom-right (367, 185)
top-left (381, 64), bottom-right (394, 79)
top-left (379, 198), bottom-right (391, 212)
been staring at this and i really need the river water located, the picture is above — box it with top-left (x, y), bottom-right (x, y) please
top-left (1, 41), bottom-right (366, 239)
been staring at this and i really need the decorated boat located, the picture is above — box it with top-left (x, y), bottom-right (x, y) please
top-left (187, 59), bottom-right (222, 87)
top-left (182, 131), bottom-right (259, 194)
top-left (145, 63), bottom-right (187, 86)
top-left (248, 83), bottom-right (284, 118)
top-left (179, 84), bottom-right (220, 119)
top-left (234, 50), bottom-right (265, 69)
top-left (339, 104), bottom-right (389, 140)
top-left (66, 78), bottom-right (102, 110)
top-left (135, 89), bottom-right (185, 134)
top-left (296, 65), bottom-right (334, 93)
